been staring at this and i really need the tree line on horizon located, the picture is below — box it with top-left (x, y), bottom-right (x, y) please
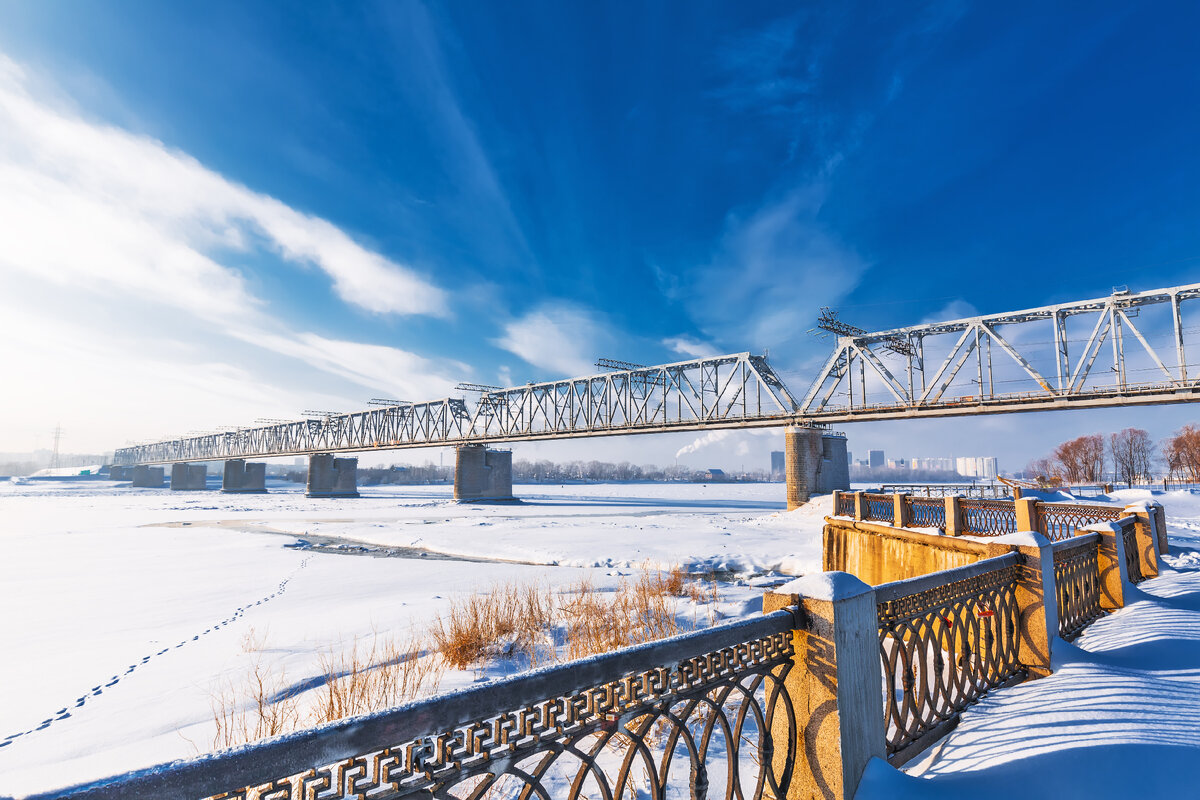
top-left (1027, 425), bottom-right (1200, 485)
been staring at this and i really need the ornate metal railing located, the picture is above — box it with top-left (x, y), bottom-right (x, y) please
top-left (1051, 533), bottom-right (1104, 640)
top-left (876, 554), bottom-right (1023, 766)
top-left (1123, 520), bottom-right (1144, 584)
top-left (862, 493), bottom-right (893, 523)
top-left (907, 497), bottom-right (947, 529)
top-left (31, 613), bottom-right (799, 800)
top-left (1036, 502), bottom-right (1124, 542)
top-left (877, 483), bottom-right (1007, 498)
top-left (959, 499), bottom-right (1018, 535)
top-left (835, 492), bottom-right (856, 517)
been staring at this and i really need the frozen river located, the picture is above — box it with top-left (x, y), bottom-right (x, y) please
top-left (0, 478), bottom-right (826, 795)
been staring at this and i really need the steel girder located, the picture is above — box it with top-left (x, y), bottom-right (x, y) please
top-left (114, 353), bottom-right (799, 465)
top-left (798, 282), bottom-right (1200, 420)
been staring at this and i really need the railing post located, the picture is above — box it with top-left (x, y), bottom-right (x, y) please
top-left (764, 573), bottom-right (885, 800)
top-left (1014, 497), bottom-right (1039, 533)
top-left (893, 493), bottom-right (910, 528)
top-left (944, 496), bottom-right (962, 536)
top-left (831, 489), bottom-right (841, 516)
top-left (1123, 504), bottom-right (1162, 579)
top-left (1151, 502), bottom-right (1168, 555)
top-left (854, 491), bottom-right (865, 521)
top-left (1086, 521), bottom-right (1131, 611)
top-left (1010, 533), bottom-right (1058, 679)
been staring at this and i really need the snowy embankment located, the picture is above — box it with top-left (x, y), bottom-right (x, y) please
top-left (858, 488), bottom-right (1200, 800)
top-left (0, 479), bottom-right (826, 796)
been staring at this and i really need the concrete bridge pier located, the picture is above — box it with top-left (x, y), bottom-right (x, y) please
top-left (306, 454), bottom-right (359, 498)
top-left (108, 465), bottom-right (132, 481)
top-left (454, 445), bottom-right (514, 501)
top-left (130, 465), bottom-right (165, 488)
top-left (785, 426), bottom-right (850, 510)
top-left (170, 463), bottom-right (209, 491)
top-left (222, 459), bottom-right (267, 493)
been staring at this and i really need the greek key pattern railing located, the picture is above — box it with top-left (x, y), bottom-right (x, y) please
top-left (1123, 521), bottom-right (1144, 584)
top-left (835, 492), bottom-right (856, 517)
top-left (42, 614), bottom-right (798, 800)
top-left (862, 493), bottom-right (893, 523)
top-left (876, 555), bottom-right (1023, 765)
top-left (959, 499), bottom-right (1018, 535)
top-left (1052, 534), bottom-right (1104, 640)
top-left (1037, 503), bottom-right (1124, 542)
top-left (908, 498), bottom-right (947, 529)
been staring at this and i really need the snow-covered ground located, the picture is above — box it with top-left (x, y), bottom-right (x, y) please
top-left (0, 478), bottom-right (824, 796)
top-left (5, 480), bottom-right (1200, 799)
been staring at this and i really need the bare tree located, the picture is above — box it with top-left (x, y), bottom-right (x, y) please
top-left (1164, 425), bottom-right (1200, 482)
top-left (1109, 428), bottom-right (1153, 486)
top-left (1025, 456), bottom-right (1059, 484)
top-left (1052, 434), bottom-right (1105, 483)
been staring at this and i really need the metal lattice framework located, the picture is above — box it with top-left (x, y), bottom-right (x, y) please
top-left (876, 555), bottom-right (1023, 765)
top-left (800, 283), bottom-right (1200, 422)
top-left (958, 499), bottom-right (1019, 535)
top-left (114, 282), bottom-right (1200, 465)
top-left (907, 497), bottom-right (947, 529)
top-left (33, 613), bottom-right (797, 800)
top-left (114, 354), bottom-right (799, 465)
top-left (1052, 533), bottom-right (1104, 640)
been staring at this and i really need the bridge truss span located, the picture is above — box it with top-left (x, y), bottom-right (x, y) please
top-left (114, 353), bottom-right (800, 465)
top-left (799, 282), bottom-right (1200, 422)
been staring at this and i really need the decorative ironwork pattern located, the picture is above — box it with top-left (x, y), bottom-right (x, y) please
top-left (907, 498), bottom-right (947, 529)
top-left (204, 629), bottom-right (796, 800)
top-left (1123, 521), bottom-right (1144, 584)
top-left (46, 615), bottom-right (799, 800)
top-left (862, 493), bottom-right (894, 523)
top-left (959, 499), bottom-right (1018, 535)
top-left (877, 557), bottom-right (1023, 765)
top-left (1052, 535), bottom-right (1104, 640)
top-left (835, 492), bottom-right (856, 517)
top-left (1036, 502), bottom-right (1124, 541)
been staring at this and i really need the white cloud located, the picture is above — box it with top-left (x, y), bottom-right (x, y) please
top-left (493, 305), bottom-right (609, 378)
top-left (0, 55), bottom-right (448, 319)
top-left (663, 335), bottom-right (721, 359)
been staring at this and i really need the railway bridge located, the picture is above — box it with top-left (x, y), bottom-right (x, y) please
top-left (113, 282), bottom-right (1200, 504)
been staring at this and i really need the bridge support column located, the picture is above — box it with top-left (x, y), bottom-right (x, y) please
top-left (785, 427), bottom-right (849, 510)
top-left (306, 454), bottom-right (359, 498)
top-left (222, 459), bottom-right (267, 493)
top-left (454, 445), bottom-right (514, 502)
top-left (130, 465), bottom-right (164, 488)
top-left (170, 463), bottom-right (209, 490)
top-left (108, 465), bottom-right (132, 481)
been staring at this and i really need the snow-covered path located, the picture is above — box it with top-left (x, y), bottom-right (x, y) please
top-left (858, 490), bottom-right (1200, 800)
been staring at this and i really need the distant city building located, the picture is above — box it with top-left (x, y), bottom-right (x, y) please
top-left (956, 456), bottom-right (999, 479)
top-left (703, 468), bottom-right (727, 482)
top-left (847, 450), bottom-right (853, 465)
top-left (868, 450), bottom-right (885, 469)
top-left (910, 456), bottom-right (956, 472)
top-left (886, 458), bottom-right (907, 468)
top-left (770, 451), bottom-right (785, 480)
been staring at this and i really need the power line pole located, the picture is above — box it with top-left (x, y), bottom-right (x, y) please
top-left (50, 424), bottom-right (63, 470)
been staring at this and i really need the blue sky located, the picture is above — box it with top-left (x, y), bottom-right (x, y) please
top-left (2, 1), bottom-right (1200, 470)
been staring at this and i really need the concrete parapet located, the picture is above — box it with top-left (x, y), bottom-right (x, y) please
top-left (306, 454), bottom-right (359, 498)
top-left (1010, 533), bottom-right (1057, 678)
top-left (222, 459), bottom-right (267, 493)
top-left (170, 463), bottom-right (208, 491)
top-left (454, 446), bottom-right (514, 501)
top-left (764, 573), bottom-right (884, 800)
top-left (130, 465), bottom-right (165, 488)
top-left (823, 518), bottom-right (1010, 584)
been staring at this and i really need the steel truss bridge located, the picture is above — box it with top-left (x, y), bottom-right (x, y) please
top-left (115, 282), bottom-right (1200, 465)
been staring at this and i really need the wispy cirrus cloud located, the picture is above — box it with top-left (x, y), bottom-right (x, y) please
top-left (0, 54), bottom-right (448, 319)
top-left (493, 305), bottom-right (611, 378)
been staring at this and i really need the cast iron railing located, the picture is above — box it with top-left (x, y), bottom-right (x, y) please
top-left (1036, 503), bottom-right (1124, 542)
top-left (907, 497), bottom-right (947, 529)
top-left (1123, 520), bottom-right (1144, 584)
top-left (958, 499), bottom-right (1018, 535)
top-left (1051, 533), bottom-right (1104, 640)
top-left (28, 613), bottom-right (798, 800)
top-left (835, 492), bottom-right (856, 517)
top-left (862, 493), bottom-right (893, 523)
top-left (876, 554), bottom-right (1023, 766)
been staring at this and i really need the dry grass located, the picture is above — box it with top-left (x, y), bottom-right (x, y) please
top-left (211, 567), bottom-right (721, 751)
